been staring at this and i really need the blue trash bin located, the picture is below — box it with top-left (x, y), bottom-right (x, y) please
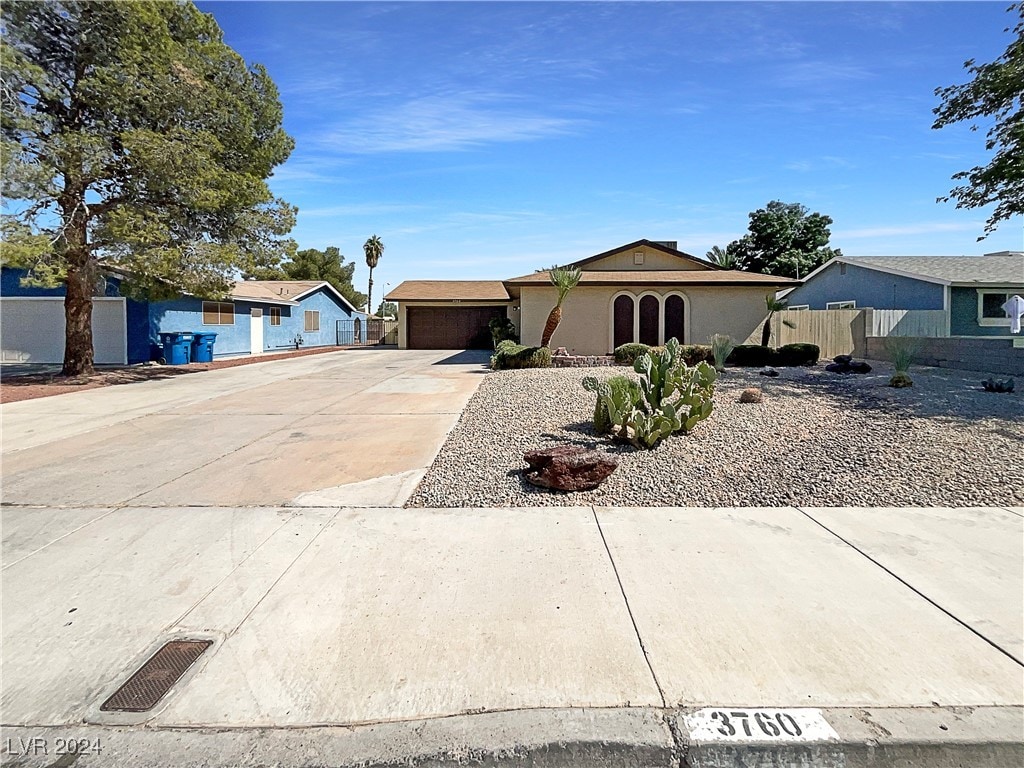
top-left (159, 332), bottom-right (193, 365)
top-left (191, 332), bottom-right (217, 363)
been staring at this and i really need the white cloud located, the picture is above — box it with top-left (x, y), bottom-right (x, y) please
top-left (317, 92), bottom-right (580, 154)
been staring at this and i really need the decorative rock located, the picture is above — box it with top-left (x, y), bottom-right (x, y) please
top-left (982, 377), bottom-right (1015, 393)
top-left (826, 355), bottom-right (872, 374)
top-left (523, 445), bottom-right (618, 491)
top-left (554, 347), bottom-right (569, 356)
top-left (759, 367), bottom-right (779, 377)
top-left (739, 387), bottom-right (763, 403)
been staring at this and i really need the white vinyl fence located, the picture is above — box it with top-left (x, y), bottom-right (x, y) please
top-left (868, 309), bottom-right (948, 338)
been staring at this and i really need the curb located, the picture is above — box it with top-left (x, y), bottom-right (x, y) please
top-left (1, 706), bottom-right (1021, 768)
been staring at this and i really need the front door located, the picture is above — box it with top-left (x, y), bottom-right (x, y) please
top-left (250, 308), bottom-right (263, 354)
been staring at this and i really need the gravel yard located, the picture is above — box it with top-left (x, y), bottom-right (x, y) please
top-left (407, 362), bottom-right (1023, 508)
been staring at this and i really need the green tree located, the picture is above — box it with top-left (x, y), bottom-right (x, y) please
top-left (540, 265), bottom-right (582, 347)
top-left (376, 300), bottom-right (397, 319)
top-left (705, 245), bottom-right (737, 268)
top-left (363, 235), bottom-right (384, 314)
top-left (933, 3), bottom-right (1024, 238)
top-left (281, 246), bottom-right (367, 310)
top-left (0, 1), bottom-right (295, 375)
top-left (727, 201), bottom-right (841, 279)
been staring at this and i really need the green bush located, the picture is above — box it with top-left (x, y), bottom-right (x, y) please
top-left (776, 343), bottom-right (820, 366)
top-left (583, 374), bottom-right (640, 435)
top-left (679, 344), bottom-right (714, 366)
top-left (489, 316), bottom-right (519, 347)
top-left (889, 372), bottom-right (914, 388)
top-left (494, 339), bottom-right (518, 355)
top-left (490, 343), bottom-right (552, 370)
top-left (613, 343), bottom-right (651, 364)
top-left (726, 344), bottom-right (776, 367)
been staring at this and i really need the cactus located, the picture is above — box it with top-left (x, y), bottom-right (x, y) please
top-left (584, 375), bottom-right (641, 436)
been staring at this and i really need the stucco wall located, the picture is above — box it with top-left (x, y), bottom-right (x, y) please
top-left (581, 244), bottom-right (708, 271)
top-left (784, 262), bottom-right (945, 310)
top-left (518, 285), bottom-right (773, 354)
top-left (396, 302), bottom-right (514, 348)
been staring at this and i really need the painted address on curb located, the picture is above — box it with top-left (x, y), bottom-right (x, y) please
top-left (684, 708), bottom-right (840, 742)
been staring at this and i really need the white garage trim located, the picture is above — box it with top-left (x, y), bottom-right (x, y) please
top-left (0, 297), bottom-right (128, 364)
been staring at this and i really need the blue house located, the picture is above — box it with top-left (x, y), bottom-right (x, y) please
top-left (782, 252), bottom-right (1024, 337)
top-left (1, 267), bottom-right (365, 364)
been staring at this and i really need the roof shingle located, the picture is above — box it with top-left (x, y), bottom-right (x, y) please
top-left (386, 280), bottom-right (511, 301)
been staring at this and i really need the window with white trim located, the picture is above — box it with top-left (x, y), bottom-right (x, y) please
top-left (788, 305), bottom-right (810, 310)
top-left (978, 290), bottom-right (1013, 326)
top-left (304, 309), bottom-right (320, 332)
top-left (826, 300), bottom-right (856, 310)
top-left (269, 307), bottom-right (282, 326)
top-left (202, 301), bottom-right (234, 325)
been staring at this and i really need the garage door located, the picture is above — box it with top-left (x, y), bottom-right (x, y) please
top-left (0, 298), bottom-right (127, 364)
top-left (407, 306), bottom-right (506, 350)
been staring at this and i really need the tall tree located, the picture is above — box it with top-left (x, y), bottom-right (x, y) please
top-left (933, 3), bottom-right (1023, 238)
top-left (705, 245), bottom-right (737, 268)
top-left (376, 300), bottom-right (397, 319)
top-left (1, 1), bottom-right (295, 375)
top-left (727, 201), bottom-right (841, 279)
top-left (363, 234), bottom-right (384, 314)
top-left (281, 246), bottom-right (367, 309)
top-left (540, 265), bottom-right (582, 347)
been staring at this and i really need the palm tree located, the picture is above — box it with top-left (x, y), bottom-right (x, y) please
top-left (363, 235), bottom-right (384, 315)
top-left (761, 295), bottom-right (796, 347)
top-left (540, 265), bottom-right (582, 347)
top-left (706, 245), bottom-right (737, 268)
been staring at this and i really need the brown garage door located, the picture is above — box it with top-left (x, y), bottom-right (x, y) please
top-left (407, 306), bottom-right (506, 349)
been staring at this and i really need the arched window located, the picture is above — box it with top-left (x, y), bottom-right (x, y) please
top-left (664, 294), bottom-right (685, 344)
top-left (639, 295), bottom-right (660, 346)
top-left (613, 294), bottom-right (634, 348)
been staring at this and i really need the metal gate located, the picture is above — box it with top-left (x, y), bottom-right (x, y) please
top-left (337, 318), bottom-right (398, 346)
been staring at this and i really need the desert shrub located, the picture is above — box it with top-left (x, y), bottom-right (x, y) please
top-left (491, 343), bottom-right (552, 370)
top-left (495, 339), bottom-right (518, 354)
top-left (889, 372), bottom-right (914, 388)
top-left (489, 316), bottom-right (519, 347)
top-left (679, 344), bottom-right (715, 366)
top-left (776, 343), bottom-right (820, 366)
top-left (583, 374), bottom-right (640, 435)
top-left (709, 334), bottom-right (736, 371)
top-left (727, 344), bottom-right (776, 367)
top-left (885, 337), bottom-right (919, 374)
top-left (614, 343), bottom-right (651, 364)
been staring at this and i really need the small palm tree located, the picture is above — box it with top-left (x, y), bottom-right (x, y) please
top-left (761, 295), bottom-right (796, 347)
top-left (363, 235), bottom-right (384, 314)
top-left (540, 265), bottom-right (582, 347)
top-left (706, 245), bottom-right (737, 268)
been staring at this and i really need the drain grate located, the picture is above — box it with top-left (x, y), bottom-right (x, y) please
top-left (100, 640), bottom-right (212, 712)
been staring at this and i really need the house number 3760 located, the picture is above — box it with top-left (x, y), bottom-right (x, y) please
top-left (710, 710), bottom-right (803, 737)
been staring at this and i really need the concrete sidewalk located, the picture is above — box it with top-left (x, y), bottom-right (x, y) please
top-left (2, 505), bottom-right (1021, 767)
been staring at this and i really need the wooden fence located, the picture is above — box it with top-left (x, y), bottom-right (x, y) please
top-left (745, 308), bottom-right (951, 358)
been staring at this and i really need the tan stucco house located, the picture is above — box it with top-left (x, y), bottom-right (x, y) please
top-left (385, 240), bottom-right (799, 354)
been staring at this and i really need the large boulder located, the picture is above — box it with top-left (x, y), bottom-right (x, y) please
top-left (523, 445), bottom-right (618, 492)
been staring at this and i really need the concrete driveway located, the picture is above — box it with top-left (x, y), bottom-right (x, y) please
top-left (0, 348), bottom-right (490, 507)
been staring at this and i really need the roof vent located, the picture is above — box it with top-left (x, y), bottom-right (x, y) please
top-left (983, 251), bottom-right (1022, 257)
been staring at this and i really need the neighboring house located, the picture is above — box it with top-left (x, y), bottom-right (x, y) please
top-left (385, 240), bottom-right (798, 354)
top-left (781, 252), bottom-right (1024, 337)
top-left (0, 267), bottom-right (364, 364)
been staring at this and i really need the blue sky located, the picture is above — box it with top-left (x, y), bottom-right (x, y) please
top-left (197, 0), bottom-right (1023, 296)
